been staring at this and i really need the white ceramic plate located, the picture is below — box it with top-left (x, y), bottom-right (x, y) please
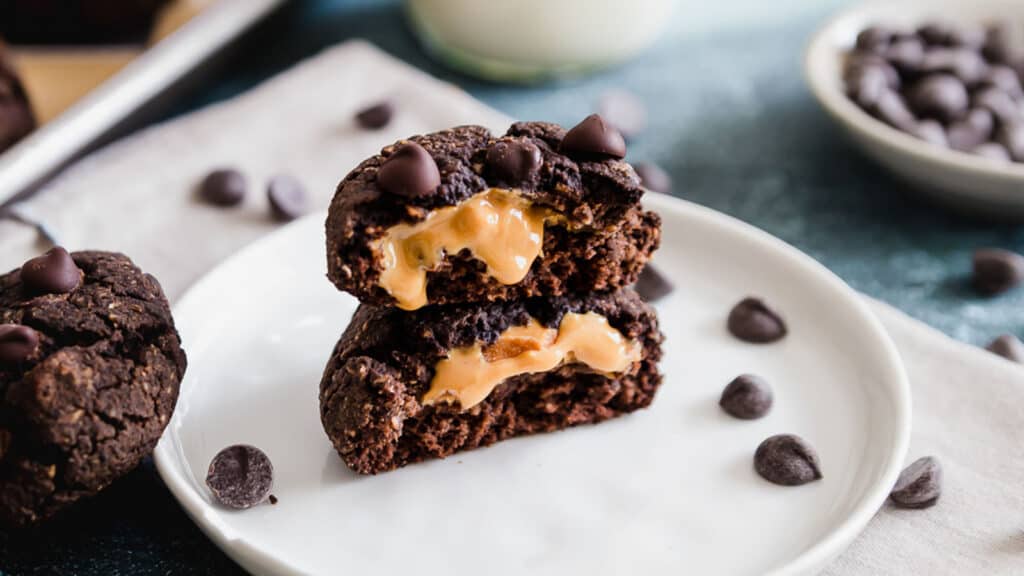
top-left (154, 194), bottom-right (910, 576)
top-left (805, 0), bottom-right (1024, 219)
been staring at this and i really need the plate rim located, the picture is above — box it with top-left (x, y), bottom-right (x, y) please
top-left (154, 193), bottom-right (912, 576)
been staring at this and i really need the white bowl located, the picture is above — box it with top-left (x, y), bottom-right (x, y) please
top-left (805, 0), bottom-right (1024, 220)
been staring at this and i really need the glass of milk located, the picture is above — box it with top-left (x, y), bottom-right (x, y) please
top-left (407, 0), bottom-right (677, 82)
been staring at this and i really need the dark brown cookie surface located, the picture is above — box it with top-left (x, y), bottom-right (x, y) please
top-left (0, 251), bottom-right (186, 526)
top-left (319, 288), bottom-right (663, 475)
top-left (325, 122), bottom-right (661, 308)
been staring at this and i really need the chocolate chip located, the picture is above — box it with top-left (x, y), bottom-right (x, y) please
top-left (890, 456), bottom-right (942, 509)
top-left (355, 101), bottom-right (393, 130)
top-left (269, 494), bottom-right (279, 505)
top-left (972, 248), bottom-right (1024, 295)
top-left (377, 142), bottom-right (441, 198)
top-left (973, 142), bottom-right (1011, 162)
top-left (855, 26), bottom-right (893, 53)
top-left (908, 74), bottom-right (968, 121)
top-left (912, 119), bottom-right (948, 148)
top-left (199, 168), bottom-right (247, 207)
top-left (981, 65), bottom-right (1023, 100)
top-left (485, 140), bottom-right (542, 184)
top-left (846, 64), bottom-right (895, 109)
top-left (884, 37), bottom-right (925, 72)
top-left (754, 434), bottom-right (822, 486)
top-left (206, 445), bottom-right (274, 510)
top-left (634, 162), bottom-right (672, 194)
top-left (918, 22), bottom-right (984, 48)
top-left (946, 108), bottom-right (994, 151)
top-left (598, 90), bottom-right (647, 140)
top-left (559, 114), bottom-right (626, 160)
top-left (920, 48), bottom-right (988, 85)
top-left (973, 87), bottom-right (1020, 126)
top-left (996, 122), bottom-right (1024, 161)
top-left (719, 374), bottom-right (773, 420)
top-left (871, 90), bottom-right (918, 132)
top-left (727, 297), bottom-right (787, 343)
top-left (20, 247), bottom-right (82, 295)
top-left (983, 24), bottom-right (1018, 64)
top-left (845, 53), bottom-right (900, 90)
top-left (267, 174), bottom-right (308, 222)
top-left (634, 264), bottom-right (673, 303)
top-left (986, 334), bottom-right (1024, 363)
top-left (0, 324), bottom-right (39, 365)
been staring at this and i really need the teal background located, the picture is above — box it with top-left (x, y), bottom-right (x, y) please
top-left (3, 0), bottom-right (1022, 573)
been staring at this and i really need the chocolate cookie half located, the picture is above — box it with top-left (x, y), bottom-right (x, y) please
top-left (325, 120), bottom-right (662, 310)
top-left (320, 288), bottom-right (663, 475)
top-left (0, 250), bottom-right (186, 526)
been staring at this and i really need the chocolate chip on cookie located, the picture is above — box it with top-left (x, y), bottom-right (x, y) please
top-left (559, 114), bottom-right (627, 160)
top-left (0, 324), bottom-right (38, 364)
top-left (485, 140), bottom-right (543, 184)
top-left (20, 246), bottom-right (82, 295)
top-left (377, 142), bottom-right (441, 198)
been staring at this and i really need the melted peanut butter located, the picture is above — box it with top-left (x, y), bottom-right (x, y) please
top-left (423, 312), bottom-right (641, 410)
top-left (376, 188), bottom-right (553, 310)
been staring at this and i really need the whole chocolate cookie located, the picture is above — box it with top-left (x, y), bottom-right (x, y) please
top-left (325, 121), bottom-right (661, 310)
top-left (0, 40), bottom-right (36, 154)
top-left (0, 250), bottom-right (186, 526)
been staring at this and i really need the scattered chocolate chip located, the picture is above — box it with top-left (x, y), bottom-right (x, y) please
top-left (559, 114), bottom-right (626, 160)
top-left (267, 174), bottom-right (308, 222)
top-left (719, 374), bottom-right (773, 420)
top-left (947, 108), bottom-right (994, 151)
top-left (20, 246), bottom-right (82, 295)
top-left (754, 434), bottom-right (822, 486)
top-left (912, 119), bottom-right (948, 147)
top-left (972, 248), bottom-right (1024, 295)
top-left (972, 142), bottom-right (1011, 161)
top-left (634, 162), bottom-right (672, 194)
top-left (268, 494), bottom-right (279, 505)
top-left (199, 168), bottom-right (247, 207)
top-left (634, 264), bottom-right (673, 303)
top-left (206, 445), bottom-right (274, 510)
top-left (908, 74), bottom-right (968, 121)
top-left (0, 324), bottom-right (39, 364)
top-left (996, 122), bottom-right (1024, 161)
top-left (856, 26), bottom-right (893, 53)
top-left (986, 333), bottom-right (1024, 363)
top-left (377, 142), bottom-right (441, 198)
top-left (355, 101), bottom-right (394, 130)
top-left (485, 140), bottom-right (542, 184)
top-left (598, 89), bottom-right (647, 140)
top-left (727, 297), bottom-right (787, 343)
top-left (890, 456), bottom-right (942, 509)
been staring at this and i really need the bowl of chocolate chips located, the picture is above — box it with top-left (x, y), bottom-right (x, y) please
top-left (806, 0), bottom-right (1024, 219)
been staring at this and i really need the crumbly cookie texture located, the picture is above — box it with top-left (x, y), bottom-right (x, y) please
top-left (325, 122), bottom-right (661, 307)
top-left (0, 251), bottom-right (186, 526)
top-left (320, 288), bottom-right (663, 475)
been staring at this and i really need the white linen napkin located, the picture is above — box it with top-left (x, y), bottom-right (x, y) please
top-left (1, 41), bottom-right (1020, 575)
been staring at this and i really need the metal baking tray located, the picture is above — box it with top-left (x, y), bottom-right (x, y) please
top-left (0, 0), bottom-right (285, 207)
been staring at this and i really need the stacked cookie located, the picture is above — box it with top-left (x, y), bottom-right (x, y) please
top-left (319, 117), bottom-right (664, 474)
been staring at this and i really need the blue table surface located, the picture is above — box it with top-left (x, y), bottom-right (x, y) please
top-left (4, 0), bottom-right (1023, 573)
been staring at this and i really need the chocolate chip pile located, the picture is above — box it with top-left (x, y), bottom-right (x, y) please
top-left (845, 22), bottom-right (1024, 161)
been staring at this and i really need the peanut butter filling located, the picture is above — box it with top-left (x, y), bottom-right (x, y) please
top-left (423, 312), bottom-right (642, 410)
top-left (376, 188), bottom-right (554, 310)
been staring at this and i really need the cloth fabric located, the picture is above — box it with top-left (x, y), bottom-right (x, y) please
top-left (0, 41), bottom-right (1020, 575)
